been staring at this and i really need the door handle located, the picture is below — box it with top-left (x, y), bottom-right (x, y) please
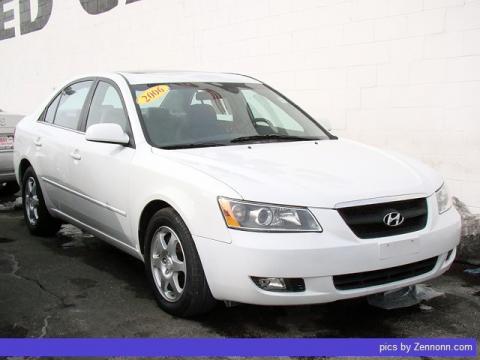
top-left (34, 137), bottom-right (42, 147)
top-left (70, 150), bottom-right (81, 161)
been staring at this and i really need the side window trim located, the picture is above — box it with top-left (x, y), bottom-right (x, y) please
top-left (38, 90), bottom-right (63, 122)
top-left (75, 80), bottom-right (97, 133)
top-left (81, 78), bottom-right (136, 149)
top-left (79, 79), bottom-right (99, 132)
top-left (42, 93), bottom-right (61, 124)
top-left (51, 95), bottom-right (61, 123)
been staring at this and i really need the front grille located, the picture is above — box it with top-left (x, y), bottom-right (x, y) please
top-left (333, 257), bottom-right (438, 290)
top-left (337, 198), bottom-right (428, 239)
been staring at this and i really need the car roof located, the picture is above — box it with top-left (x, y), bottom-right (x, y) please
top-left (116, 71), bottom-right (261, 85)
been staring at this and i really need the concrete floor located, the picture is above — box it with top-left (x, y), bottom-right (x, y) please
top-left (0, 193), bottom-right (479, 358)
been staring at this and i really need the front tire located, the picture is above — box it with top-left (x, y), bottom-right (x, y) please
top-left (22, 167), bottom-right (61, 236)
top-left (144, 208), bottom-right (216, 317)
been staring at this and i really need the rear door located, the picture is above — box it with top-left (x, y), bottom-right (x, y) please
top-left (66, 80), bottom-right (135, 245)
top-left (35, 80), bottom-right (94, 212)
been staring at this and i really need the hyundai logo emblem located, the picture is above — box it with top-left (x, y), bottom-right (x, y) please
top-left (383, 212), bottom-right (405, 227)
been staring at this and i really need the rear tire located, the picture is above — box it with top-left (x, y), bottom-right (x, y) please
top-left (22, 167), bottom-right (61, 236)
top-left (0, 181), bottom-right (19, 196)
top-left (144, 207), bottom-right (216, 317)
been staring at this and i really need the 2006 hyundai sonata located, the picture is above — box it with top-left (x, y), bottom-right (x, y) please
top-left (14, 71), bottom-right (461, 316)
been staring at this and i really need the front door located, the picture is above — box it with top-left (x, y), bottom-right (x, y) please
top-left (66, 81), bottom-right (135, 245)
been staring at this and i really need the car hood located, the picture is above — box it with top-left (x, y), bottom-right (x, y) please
top-left (153, 139), bottom-right (442, 208)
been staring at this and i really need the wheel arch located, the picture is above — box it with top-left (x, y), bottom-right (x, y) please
top-left (138, 199), bottom-right (175, 255)
top-left (18, 158), bottom-right (33, 184)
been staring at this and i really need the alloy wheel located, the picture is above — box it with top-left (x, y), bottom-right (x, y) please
top-left (24, 177), bottom-right (40, 226)
top-left (150, 226), bottom-right (187, 302)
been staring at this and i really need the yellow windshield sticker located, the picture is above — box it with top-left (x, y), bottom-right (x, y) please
top-left (137, 85), bottom-right (170, 105)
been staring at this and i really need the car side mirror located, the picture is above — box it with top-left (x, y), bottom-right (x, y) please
top-left (318, 118), bottom-right (333, 132)
top-left (85, 123), bottom-right (130, 145)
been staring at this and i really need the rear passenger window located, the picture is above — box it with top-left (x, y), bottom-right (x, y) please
top-left (54, 81), bottom-right (93, 130)
top-left (86, 82), bottom-right (128, 132)
top-left (44, 95), bottom-right (61, 124)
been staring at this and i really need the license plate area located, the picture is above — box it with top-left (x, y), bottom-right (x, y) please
top-left (380, 238), bottom-right (420, 259)
top-left (0, 135), bottom-right (14, 150)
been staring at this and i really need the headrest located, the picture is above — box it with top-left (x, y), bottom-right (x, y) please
top-left (186, 104), bottom-right (217, 123)
top-left (147, 108), bottom-right (171, 121)
top-left (101, 108), bottom-right (127, 129)
top-left (195, 91), bottom-right (213, 101)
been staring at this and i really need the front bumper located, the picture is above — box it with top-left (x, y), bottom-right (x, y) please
top-left (195, 195), bottom-right (461, 305)
top-left (0, 150), bottom-right (15, 182)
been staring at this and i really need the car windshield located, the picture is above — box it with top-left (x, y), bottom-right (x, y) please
top-left (131, 82), bottom-right (330, 149)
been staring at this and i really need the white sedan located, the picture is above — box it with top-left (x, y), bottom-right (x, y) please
top-left (14, 72), bottom-right (461, 317)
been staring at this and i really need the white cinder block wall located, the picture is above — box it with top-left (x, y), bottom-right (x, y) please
top-left (1, 0), bottom-right (479, 213)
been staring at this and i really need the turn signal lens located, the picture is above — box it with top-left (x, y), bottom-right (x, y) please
top-left (436, 184), bottom-right (452, 214)
top-left (218, 197), bottom-right (240, 227)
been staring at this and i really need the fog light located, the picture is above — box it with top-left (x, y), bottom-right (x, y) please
top-left (251, 277), bottom-right (306, 292)
top-left (256, 277), bottom-right (286, 290)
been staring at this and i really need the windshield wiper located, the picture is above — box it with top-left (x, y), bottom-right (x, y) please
top-left (230, 134), bottom-right (320, 143)
top-left (162, 142), bottom-right (227, 150)
top-left (161, 135), bottom-right (320, 149)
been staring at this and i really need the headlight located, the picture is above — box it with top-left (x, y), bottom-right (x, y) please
top-left (436, 184), bottom-right (452, 214)
top-left (218, 197), bottom-right (322, 232)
